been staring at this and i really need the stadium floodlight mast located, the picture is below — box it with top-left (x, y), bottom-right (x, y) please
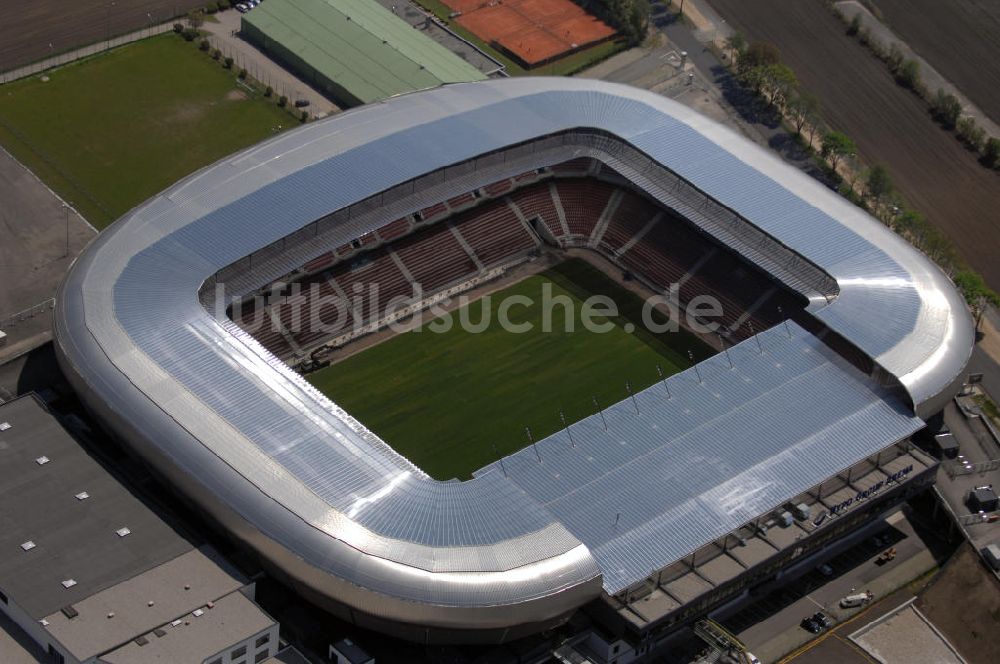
top-left (688, 350), bottom-right (703, 384)
top-left (625, 380), bottom-right (639, 415)
top-left (656, 364), bottom-right (672, 399)
top-left (592, 396), bottom-right (608, 431)
top-left (719, 333), bottom-right (734, 369)
top-left (778, 305), bottom-right (793, 338)
top-left (526, 426), bottom-right (541, 463)
top-left (558, 409), bottom-right (575, 447)
top-left (749, 322), bottom-right (764, 355)
top-left (491, 443), bottom-right (508, 478)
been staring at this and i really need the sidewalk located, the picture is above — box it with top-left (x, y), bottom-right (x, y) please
top-left (200, 9), bottom-right (339, 117)
top-left (0, 23), bottom-right (174, 85)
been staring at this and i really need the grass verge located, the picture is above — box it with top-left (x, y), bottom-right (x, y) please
top-left (0, 33), bottom-right (290, 228)
top-left (307, 258), bottom-right (713, 480)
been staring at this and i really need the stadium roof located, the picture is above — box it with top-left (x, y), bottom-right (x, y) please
top-left (54, 78), bottom-right (973, 633)
top-left (476, 323), bottom-right (921, 593)
top-left (0, 395), bottom-right (192, 620)
top-left (242, 0), bottom-right (486, 105)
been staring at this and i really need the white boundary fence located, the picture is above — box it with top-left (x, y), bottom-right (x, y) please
top-left (0, 299), bottom-right (55, 331)
top-left (0, 23), bottom-right (176, 85)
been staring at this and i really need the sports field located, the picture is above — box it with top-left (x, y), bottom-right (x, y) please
top-left (308, 259), bottom-right (713, 480)
top-left (0, 34), bottom-right (289, 228)
top-left (447, 0), bottom-right (616, 67)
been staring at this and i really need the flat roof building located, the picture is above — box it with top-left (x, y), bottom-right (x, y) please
top-left (241, 0), bottom-right (486, 107)
top-left (0, 395), bottom-right (279, 664)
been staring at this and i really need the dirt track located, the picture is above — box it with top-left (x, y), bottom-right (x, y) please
top-left (709, 0), bottom-right (1000, 291)
top-left (872, 0), bottom-right (1000, 124)
top-left (0, 0), bottom-right (206, 72)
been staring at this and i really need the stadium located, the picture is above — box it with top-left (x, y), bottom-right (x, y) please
top-left (53, 78), bottom-right (974, 649)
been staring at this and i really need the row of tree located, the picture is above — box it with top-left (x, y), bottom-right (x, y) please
top-left (839, 9), bottom-right (1000, 170)
top-left (592, 0), bottom-right (651, 46)
top-left (723, 31), bottom-right (999, 328)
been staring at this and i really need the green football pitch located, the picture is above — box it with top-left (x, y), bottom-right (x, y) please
top-left (308, 258), bottom-right (714, 480)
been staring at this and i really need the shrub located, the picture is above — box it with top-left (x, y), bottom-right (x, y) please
top-left (212, 48), bottom-right (221, 60)
top-left (846, 13), bottom-right (862, 36)
top-left (205, 5), bottom-right (217, 14)
top-left (199, 39), bottom-right (210, 51)
top-left (264, 86), bottom-right (274, 98)
top-left (223, 56), bottom-right (234, 69)
top-left (886, 43), bottom-right (904, 73)
top-left (931, 89), bottom-right (962, 129)
top-left (895, 59), bottom-right (920, 90)
top-left (217, 1), bottom-right (231, 10)
top-left (173, 23), bottom-right (184, 34)
top-left (278, 95), bottom-right (288, 108)
top-left (182, 28), bottom-right (199, 42)
top-left (238, 68), bottom-right (247, 80)
top-left (957, 117), bottom-right (985, 152)
top-left (300, 110), bottom-right (309, 123)
top-left (982, 138), bottom-right (1000, 168)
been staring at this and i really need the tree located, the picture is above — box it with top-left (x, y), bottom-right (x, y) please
top-left (762, 63), bottom-right (797, 110)
top-left (821, 131), bottom-right (855, 171)
top-left (625, 0), bottom-right (650, 46)
top-left (846, 13), bottom-right (862, 36)
top-left (886, 43), bottom-right (904, 73)
top-left (865, 164), bottom-right (893, 203)
top-left (954, 270), bottom-right (1000, 332)
top-left (187, 9), bottom-right (204, 29)
top-left (787, 92), bottom-right (819, 136)
top-left (223, 56), bottom-right (234, 69)
top-left (264, 85), bottom-right (274, 98)
top-left (895, 59), bottom-right (920, 90)
top-left (724, 31), bottom-right (746, 63)
top-left (957, 117), bottom-right (985, 152)
top-left (278, 95), bottom-right (288, 108)
top-left (983, 137), bottom-right (1000, 168)
top-left (739, 41), bottom-right (780, 76)
top-left (931, 89), bottom-right (962, 129)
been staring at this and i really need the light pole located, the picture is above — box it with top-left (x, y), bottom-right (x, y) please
top-left (62, 203), bottom-right (70, 259)
top-left (106, 1), bottom-right (116, 49)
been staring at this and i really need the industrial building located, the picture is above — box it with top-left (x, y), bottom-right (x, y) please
top-left (241, 0), bottom-right (486, 107)
top-left (0, 395), bottom-right (280, 664)
top-left (52, 78), bottom-right (974, 647)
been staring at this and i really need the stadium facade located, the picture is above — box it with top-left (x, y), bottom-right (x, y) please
top-left (53, 79), bottom-right (973, 645)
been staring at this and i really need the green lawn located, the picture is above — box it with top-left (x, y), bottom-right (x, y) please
top-left (308, 259), bottom-right (713, 480)
top-left (0, 34), bottom-right (290, 228)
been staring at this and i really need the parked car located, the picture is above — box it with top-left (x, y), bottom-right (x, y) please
top-left (812, 611), bottom-right (832, 628)
top-left (236, 3), bottom-right (249, 12)
top-left (800, 616), bottom-right (822, 634)
top-left (817, 563), bottom-right (833, 577)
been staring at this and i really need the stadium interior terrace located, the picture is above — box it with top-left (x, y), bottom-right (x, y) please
top-left (225, 156), bottom-right (810, 368)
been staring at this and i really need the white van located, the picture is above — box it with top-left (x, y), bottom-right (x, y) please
top-left (840, 590), bottom-right (874, 608)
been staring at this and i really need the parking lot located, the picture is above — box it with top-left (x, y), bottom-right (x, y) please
top-left (708, 508), bottom-right (950, 662)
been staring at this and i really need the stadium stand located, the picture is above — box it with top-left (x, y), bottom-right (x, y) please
top-left (233, 158), bottom-right (808, 358)
top-left (554, 179), bottom-right (615, 237)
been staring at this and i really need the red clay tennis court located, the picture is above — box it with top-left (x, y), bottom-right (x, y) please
top-left (444, 0), bottom-right (617, 67)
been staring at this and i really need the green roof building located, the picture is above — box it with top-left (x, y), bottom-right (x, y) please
top-left (242, 0), bottom-right (486, 107)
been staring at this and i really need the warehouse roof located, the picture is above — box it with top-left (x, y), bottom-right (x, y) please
top-left (242, 0), bottom-right (485, 104)
top-left (0, 395), bottom-right (192, 620)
